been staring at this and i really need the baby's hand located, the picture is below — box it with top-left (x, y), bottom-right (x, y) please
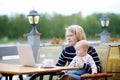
top-left (64, 70), bottom-right (68, 73)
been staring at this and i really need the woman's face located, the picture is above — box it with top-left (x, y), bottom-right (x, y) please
top-left (66, 31), bottom-right (78, 46)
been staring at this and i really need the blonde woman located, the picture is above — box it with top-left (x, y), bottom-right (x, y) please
top-left (56, 25), bottom-right (101, 80)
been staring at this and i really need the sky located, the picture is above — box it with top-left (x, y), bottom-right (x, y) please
top-left (0, 0), bottom-right (120, 17)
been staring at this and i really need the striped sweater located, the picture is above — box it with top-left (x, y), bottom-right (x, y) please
top-left (56, 46), bottom-right (102, 73)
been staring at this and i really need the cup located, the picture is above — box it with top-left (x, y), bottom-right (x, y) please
top-left (42, 58), bottom-right (54, 67)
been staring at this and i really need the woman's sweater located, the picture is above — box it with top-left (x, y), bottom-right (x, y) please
top-left (56, 46), bottom-right (102, 73)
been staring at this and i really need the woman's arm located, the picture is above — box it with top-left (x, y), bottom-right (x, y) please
top-left (88, 55), bottom-right (97, 74)
top-left (83, 46), bottom-right (102, 73)
top-left (56, 48), bottom-right (67, 66)
top-left (56, 46), bottom-right (76, 66)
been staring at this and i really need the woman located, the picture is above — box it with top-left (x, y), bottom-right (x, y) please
top-left (56, 24), bottom-right (101, 80)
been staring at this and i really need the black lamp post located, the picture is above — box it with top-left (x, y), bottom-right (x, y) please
top-left (99, 15), bottom-right (110, 43)
top-left (27, 9), bottom-right (40, 34)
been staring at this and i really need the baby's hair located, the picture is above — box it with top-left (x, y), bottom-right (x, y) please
top-left (75, 40), bottom-right (89, 49)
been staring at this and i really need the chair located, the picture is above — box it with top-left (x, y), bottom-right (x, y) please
top-left (38, 45), bottom-right (64, 63)
top-left (37, 45), bottom-right (64, 80)
top-left (81, 45), bottom-right (112, 80)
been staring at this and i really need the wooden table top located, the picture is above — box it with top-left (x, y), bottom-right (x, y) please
top-left (0, 63), bottom-right (79, 75)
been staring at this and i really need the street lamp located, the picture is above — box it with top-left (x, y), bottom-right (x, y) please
top-left (27, 9), bottom-right (40, 34)
top-left (99, 15), bottom-right (110, 43)
top-left (27, 9), bottom-right (40, 63)
top-left (100, 14), bottom-right (109, 27)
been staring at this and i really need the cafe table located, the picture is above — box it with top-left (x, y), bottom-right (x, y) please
top-left (0, 63), bottom-right (79, 80)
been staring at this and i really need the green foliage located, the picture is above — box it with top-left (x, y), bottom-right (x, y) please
top-left (0, 13), bottom-right (120, 41)
top-left (107, 13), bottom-right (120, 38)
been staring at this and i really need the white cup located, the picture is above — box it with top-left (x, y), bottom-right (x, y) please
top-left (42, 59), bottom-right (54, 67)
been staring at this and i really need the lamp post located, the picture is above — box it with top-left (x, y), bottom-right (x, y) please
top-left (27, 9), bottom-right (40, 63)
top-left (99, 15), bottom-right (110, 43)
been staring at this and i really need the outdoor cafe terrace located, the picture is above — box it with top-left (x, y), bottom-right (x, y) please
top-left (0, 41), bottom-right (120, 80)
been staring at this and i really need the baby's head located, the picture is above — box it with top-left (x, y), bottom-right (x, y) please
top-left (74, 40), bottom-right (89, 57)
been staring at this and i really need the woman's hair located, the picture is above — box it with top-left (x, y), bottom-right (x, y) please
top-left (65, 24), bottom-right (86, 41)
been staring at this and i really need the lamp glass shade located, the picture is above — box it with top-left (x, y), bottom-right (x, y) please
top-left (28, 15), bottom-right (39, 25)
top-left (101, 20), bottom-right (109, 27)
top-left (34, 16), bottom-right (39, 24)
top-left (28, 16), bottom-right (33, 24)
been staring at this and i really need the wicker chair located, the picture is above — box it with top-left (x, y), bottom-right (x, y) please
top-left (38, 45), bottom-right (64, 80)
top-left (36, 45), bottom-right (112, 80)
top-left (81, 45), bottom-right (112, 80)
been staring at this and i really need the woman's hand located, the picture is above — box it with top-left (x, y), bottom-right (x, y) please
top-left (75, 58), bottom-right (84, 68)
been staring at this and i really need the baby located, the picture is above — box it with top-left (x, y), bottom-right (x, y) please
top-left (67, 40), bottom-right (97, 76)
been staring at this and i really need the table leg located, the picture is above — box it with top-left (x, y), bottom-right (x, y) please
top-left (3, 74), bottom-right (13, 80)
top-left (40, 75), bottom-right (43, 80)
top-left (29, 72), bottom-right (60, 80)
top-left (2, 74), bottom-right (8, 80)
top-left (9, 75), bottom-right (13, 80)
top-left (30, 74), bottom-right (41, 80)
top-left (49, 74), bottom-right (53, 80)
top-left (5, 76), bottom-right (8, 80)
top-left (19, 75), bottom-right (23, 80)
